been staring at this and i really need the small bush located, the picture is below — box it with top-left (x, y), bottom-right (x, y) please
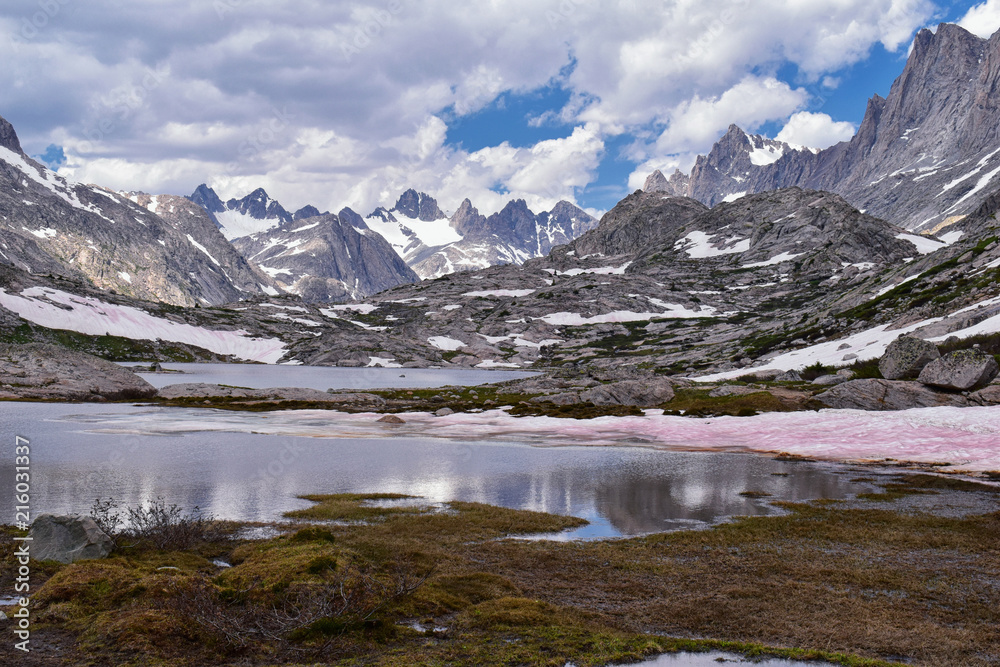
top-left (800, 362), bottom-right (833, 382)
top-left (90, 497), bottom-right (224, 552)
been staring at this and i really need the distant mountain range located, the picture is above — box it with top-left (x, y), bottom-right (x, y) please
top-left (186, 184), bottom-right (599, 295)
top-left (645, 23), bottom-right (1000, 233)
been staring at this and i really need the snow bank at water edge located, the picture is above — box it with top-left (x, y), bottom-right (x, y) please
top-left (91, 405), bottom-right (1000, 475)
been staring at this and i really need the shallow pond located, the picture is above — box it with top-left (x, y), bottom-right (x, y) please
top-left (611, 652), bottom-right (838, 666)
top-left (0, 402), bottom-right (874, 538)
top-left (128, 362), bottom-right (537, 391)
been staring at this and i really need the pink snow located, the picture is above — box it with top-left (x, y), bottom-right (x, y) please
top-left (408, 407), bottom-right (1000, 472)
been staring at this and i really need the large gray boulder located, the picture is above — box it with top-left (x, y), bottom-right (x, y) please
top-left (0, 344), bottom-right (157, 402)
top-left (29, 515), bottom-right (113, 564)
top-left (878, 336), bottom-right (940, 380)
top-left (917, 349), bottom-right (1000, 391)
top-left (579, 379), bottom-right (675, 407)
top-left (816, 379), bottom-right (969, 411)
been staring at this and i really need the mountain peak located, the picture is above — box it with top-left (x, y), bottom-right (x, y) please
top-left (188, 184), bottom-right (225, 214)
top-left (0, 114), bottom-right (23, 154)
top-left (393, 189), bottom-right (446, 221)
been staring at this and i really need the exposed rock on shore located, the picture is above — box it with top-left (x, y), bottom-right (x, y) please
top-left (815, 379), bottom-right (970, 411)
top-left (158, 383), bottom-right (386, 409)
top-left (0, 344), bottom-right (157, 401)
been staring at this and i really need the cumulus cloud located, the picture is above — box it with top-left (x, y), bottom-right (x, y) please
top-left (654, 77), bottom-right (809, 154)
top-left (0, 0), bottom-right (938, 215)
top-left (775, 112), bottom-right (857, 150)
top-left (958, 0), bottom-right (1000, 38)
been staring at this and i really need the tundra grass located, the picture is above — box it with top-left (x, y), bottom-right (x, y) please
top-left (10, 488), bottom-right (999, 666)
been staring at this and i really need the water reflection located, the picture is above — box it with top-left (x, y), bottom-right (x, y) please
top-left (0, 403), bottom-right (873, 538)
top-left (618, 652), bottom-right (837, 666)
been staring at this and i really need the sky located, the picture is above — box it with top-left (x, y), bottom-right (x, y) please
top-left (2, 1), bottom-right (1000, 219)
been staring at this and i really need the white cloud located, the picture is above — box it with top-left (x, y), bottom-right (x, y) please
top-left (775, 112), bottom-right (857, 150)
top-left (0, 0), bottom-right (938, 215)
top-left (654, 77), bottom-right (809, 154)
top-left (958, 0), bottom-right (1000, 38)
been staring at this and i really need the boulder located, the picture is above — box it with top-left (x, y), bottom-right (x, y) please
top-left (434, 407), bottom-right (455, 417)
top-left (812, 374), bottom-right (847, 386)
top-left (0, 344), bottom-right (157, 402)
top-left (917, 349), bottom-right (1000, 391)
top-left (972, 384), bottom-right (1000, 406)
top-left (578, 379), bottom-right (675, 407)
top-left (709, 385), bottom-right (764, 398)
top-left (29, 515), bottom-right (113, 564)
top-left (377, 414), bottom-right (406, 424)
top-left (878, 336), bottom-right (940, 380)
top-left (530, 392), bottom-right (581, 405)
top-left (775, 370), bottom-right (803, 382)
top-left (816, 379), bottom-right (969, 411)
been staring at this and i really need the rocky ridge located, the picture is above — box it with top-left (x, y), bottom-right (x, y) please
top-left (0, 116), bottom-right (277, 307)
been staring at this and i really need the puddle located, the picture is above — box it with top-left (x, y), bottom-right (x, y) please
top-left (606, 652), bottom-right (838, 666)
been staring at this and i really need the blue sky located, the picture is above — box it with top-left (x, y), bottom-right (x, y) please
top-left (2, 0), bottom-right (1000, 217)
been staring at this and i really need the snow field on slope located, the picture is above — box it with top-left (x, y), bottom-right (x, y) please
top-left (675, 231), bottom-right (750, 258)
top-left (0, 287), bottom-right (287, 364)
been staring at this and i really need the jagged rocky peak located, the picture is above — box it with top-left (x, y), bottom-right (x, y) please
top-left (188, 184), bottom-right (226, 215)
top-left (450, 199), bottom-right (487, 236)
top-left (336, 207), bottom-right (368, 230)
top-left (228, 188), bottom-right (292, 224)
top-left (644, 170), bottom-right (669, 192)
top-left (0, 114), bottom-right (23, 154)
top-left (293, 205), bottom-right (323, 221)
top-left (393, 189), bottom-right (446, 221)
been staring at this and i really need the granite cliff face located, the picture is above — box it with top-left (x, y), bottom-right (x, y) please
top-left (647, 24), bottom-right (1000, 232)
top-left (232, 213), bottom-right (419, 302)
top-left (0, 116), bottom-right (276, 306)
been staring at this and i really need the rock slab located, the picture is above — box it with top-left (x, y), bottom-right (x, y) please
top-left (917, 349), bottom-right (1000, 391)
top-left (816, 379), bottom-right (969, 411)
top-left (0, 344), bottom-right (157, 401)
top-left (879, 336), bottom-right (940, 380)
top-left (578, 379), bottom-right (675, 407)
top-left (29, 515), bottom-right (113, 564)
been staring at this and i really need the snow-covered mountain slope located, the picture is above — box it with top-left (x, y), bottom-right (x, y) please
top-left (232, 213), bottom-right (419, 302)
top-left (188, 184), bottom-right (315, 241)
top-left (405, 196), bottom-right (599, 279)
top-left (0, 114), bottom-right (275, 307)
top-left (646, 23), bottom-right (1000, 232)
top-left (363, 189), bottom-right (461, 266)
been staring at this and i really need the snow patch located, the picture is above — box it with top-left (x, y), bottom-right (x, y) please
top-left (428, 336), bottom-right (466, 351)
top-left (0, 287), bottom-right (287, 363)
top-left (896, 233), bottom-right (945, 255)
top-left (742, 251), bottom-right (803, 268)
top-left (463, 289), bottom-right (536, 298)
top-left (675, 231), bottom-right (750, 258)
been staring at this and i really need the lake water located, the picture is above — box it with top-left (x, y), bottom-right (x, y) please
top-left (128, 362), bottom-right (538, 391)
top-left (616, 652), bottom-right (838, 666)
top-left (0, 402), bottom-right (873, 538)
